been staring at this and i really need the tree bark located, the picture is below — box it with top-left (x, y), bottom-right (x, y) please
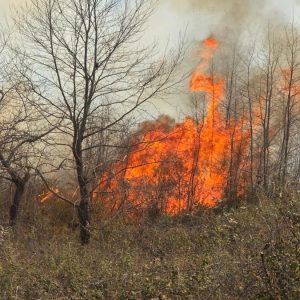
top-left (77, 193), bottom-right (90, 244)
top-left (9, 177), bottom-right (28, 226)
top-left (74, 140), bottom-right (91, 244)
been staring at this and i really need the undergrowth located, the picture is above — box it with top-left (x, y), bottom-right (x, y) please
top-left (0, 192), bottom-right (300, 299)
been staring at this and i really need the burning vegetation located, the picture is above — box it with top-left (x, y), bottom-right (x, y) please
top-left (93, 37), bottom-right (251, 215)
top-left (36, 33), bottom-right (300, 220)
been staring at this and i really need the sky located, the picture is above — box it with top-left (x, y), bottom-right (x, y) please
top-left (1, 0), bottom-right (300, 118)
top-left (2, 0), bottom-right (300, 40)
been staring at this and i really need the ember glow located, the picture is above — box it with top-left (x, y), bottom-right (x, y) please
top-left (94, 37), bottom-right (251, 214)
top-left (39, 188), bottom-right (60, 203)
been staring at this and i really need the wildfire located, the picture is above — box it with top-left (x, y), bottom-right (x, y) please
top-left (94, 37), bottom-right (251, 215)
top-left (39, 188), bottom-right (60, 203)
top-left (38, 186), bottom-right (79, 204)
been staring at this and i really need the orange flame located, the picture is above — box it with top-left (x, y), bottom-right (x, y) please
top-left (38, 188), bottom-right (60, 203)
top-left (94, 37), bottom-right (250, 215)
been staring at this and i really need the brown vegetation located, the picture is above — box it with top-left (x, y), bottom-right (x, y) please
top-left (0, 190), bottom-right (299, 299)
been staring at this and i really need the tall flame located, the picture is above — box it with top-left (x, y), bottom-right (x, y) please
top-left (94, 37), bottom-right (250, 215)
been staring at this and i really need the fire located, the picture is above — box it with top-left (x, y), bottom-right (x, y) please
top-left (203, 37), bottom-right (219, 49)
top-left (39, 188), bottom-right (60, 203)
top-left (94, 37), bottom-right (250, 215)
top-left (38, 187), bottom-right (78, 204)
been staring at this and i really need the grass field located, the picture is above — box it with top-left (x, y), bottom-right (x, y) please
top-left (0, 192), bottom-right (300, 299)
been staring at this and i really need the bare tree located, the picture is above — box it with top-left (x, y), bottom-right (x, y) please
top-left (0, 31), bottom-right (53, 225)
top-left (242, 42), bottom-right (257, 190)
top-left (17, 0), bottom-right (184, 243)
top-left (278, 24), bottom-right (300, 187)
top-left (257, 26), bottom-right (281, 189)
top-left (186, 95), bottom-right (205, 211)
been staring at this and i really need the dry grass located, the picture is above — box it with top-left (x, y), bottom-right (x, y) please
top-left (0, 191), bottom-right (300, 299)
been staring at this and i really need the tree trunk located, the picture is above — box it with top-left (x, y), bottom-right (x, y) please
top-left (9, 180), bottom-right (26, 226)
top-left (74, 145), bottom-right (91, 244)
top-left (77, 193), bottom-right (90, 244)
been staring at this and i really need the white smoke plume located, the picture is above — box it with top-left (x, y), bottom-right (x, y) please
top-left (160, 0), bottom-right (297, 37)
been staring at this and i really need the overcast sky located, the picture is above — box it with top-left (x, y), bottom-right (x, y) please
top-left (1, 0), bottom-right (300, 36)
top-left (2, 0), bottom-right (300, 54)
top-left (1, 0), bottom-right (300, 118)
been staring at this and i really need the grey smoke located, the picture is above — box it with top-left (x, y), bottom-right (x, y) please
top-left (160, 0), bottom-right (295, 37)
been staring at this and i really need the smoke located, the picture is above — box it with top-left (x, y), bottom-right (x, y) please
top-left (160, 0), bottom-right (291, 37)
